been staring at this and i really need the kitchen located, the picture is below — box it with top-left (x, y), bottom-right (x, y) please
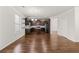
top-left (25, 17), bottom-right (50, 34)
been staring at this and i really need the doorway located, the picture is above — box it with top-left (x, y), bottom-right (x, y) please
top-left (25, 17), bottom-right (50, 34)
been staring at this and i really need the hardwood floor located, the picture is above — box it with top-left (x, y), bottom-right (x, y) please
top-left (1, 31), bottom-right (79, 53)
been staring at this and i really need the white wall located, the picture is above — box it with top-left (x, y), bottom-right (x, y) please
top-left (0, 7), bottom-right (25, 50)
top-left (56, 8), bottom-right (75, 41)
top-left (50, 7), bottom-right (79, 42)
top-left (74, 7), bottom-right (79, 42)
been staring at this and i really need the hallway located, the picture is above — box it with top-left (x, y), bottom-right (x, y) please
top-left (1, 31), bottom-right (79, 53)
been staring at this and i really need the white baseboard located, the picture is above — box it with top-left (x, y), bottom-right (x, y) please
top-left (0, 33), bottom-right (25, 51)
top-left (57, 32), bottom-right (78, 42)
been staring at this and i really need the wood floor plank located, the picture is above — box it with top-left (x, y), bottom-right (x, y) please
top-left (1, 31), bottom-right (79, 53)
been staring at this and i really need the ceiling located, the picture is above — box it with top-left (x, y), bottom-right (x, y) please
top-left (14, 6), bottom-right (73, 18)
